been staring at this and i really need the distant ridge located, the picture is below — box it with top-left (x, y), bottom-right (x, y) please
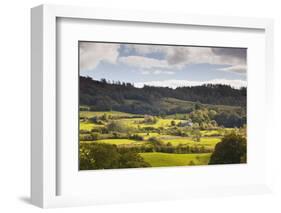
top-left (80, 76), bottom-right (246, 115)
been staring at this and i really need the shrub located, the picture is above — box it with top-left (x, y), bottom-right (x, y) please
top-left (80, 129), bottom-right (90, 134)
top-left (143, 115), bottom-right (158, 124)
top-left (129, 134), bottom-right (144, 141)
top-left (191, 129), bottom-right (201, 142)
top-left (148, 137), bottom-right (163, 146)
top-left (106, 120), bottom-right (132, 133)
top-left (188, 160), bottom-right (195, 166)
top-left (90, 133), bottom-right (100, 140)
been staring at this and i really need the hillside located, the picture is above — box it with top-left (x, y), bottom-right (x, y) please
top-left (80, 76), bottom-right (246, 116)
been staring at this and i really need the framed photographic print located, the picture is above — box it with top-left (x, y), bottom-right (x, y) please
top-left (31, 4), bottom-right (274, 208)
top-left (78, 41), bottom-right (247, 170)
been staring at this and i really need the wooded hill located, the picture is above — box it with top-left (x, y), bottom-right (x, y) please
top-left (80, 76), bottom-right (246, 116)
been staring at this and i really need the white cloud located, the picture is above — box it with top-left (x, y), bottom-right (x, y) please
top-left (124, 44), bottom-right (169, 55)
top-left (80, 42), bottom-right (247, 75)
top-left (219, 65), bottom-right (247, 73)
top-left (80, 43), bottom-right (120, 70)
top-left (120, 45), bottom-right (247, 74)
top-left (153, 70), bottom-right (174, 75)
top-left (140, 70), bottom-right (175, 75)
top-left (134, 79), bottom-right (247, 89)
top-left (119, 55), bottom-right (183, 70)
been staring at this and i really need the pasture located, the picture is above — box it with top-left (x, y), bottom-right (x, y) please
top-left (140, 153), bottom-right (212, 167)
top-left (79, 110), bottom-right (231, 168)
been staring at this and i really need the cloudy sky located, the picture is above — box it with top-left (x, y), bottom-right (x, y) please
top-left (79, 42), bottom-right (247, 89)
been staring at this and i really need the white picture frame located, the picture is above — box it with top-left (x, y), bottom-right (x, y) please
top-left (31, 4), bottom-right (274, 208)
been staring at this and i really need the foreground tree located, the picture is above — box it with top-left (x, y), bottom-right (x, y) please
top-left (80, 143), bottom-right (120, 170)
top-left (80, 143), bottom-right (150, 170)
top-left (209, 132), bottom-right (246, 165)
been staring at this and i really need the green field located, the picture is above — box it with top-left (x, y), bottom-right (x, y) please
top-left (79, 110), bottom-right (245, 169)
top-left (162, 137), bottom-right (221, 148)
top-left (80, 122), bottom-right (98, 131)
top-left (95, 139), bottom-right (140, 145)
top-left (79, 75), bottom-right (247, 170)
top-left (80, 110), bottom-right (138, 119)
top-left (140, 153), bottom-right (211, 167)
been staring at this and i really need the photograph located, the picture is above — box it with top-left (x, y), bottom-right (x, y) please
top-left (79, 41), bottom-right (247, 170)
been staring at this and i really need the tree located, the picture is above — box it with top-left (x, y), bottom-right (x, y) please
top-left (80, 143), bottom-right (151, 170)
top-left (100, 113), bottom-right (109, 121)
top-left (80, 143), bottom-right (120, 170)
top-left (106, 120), bottom-right (133, 133)
top-left (143, 115), bottom-right (158, 124)
top-left (118, 148), bottom-right (150, 168)
top-left (90, 133), bottom-right (100, 140)
top-left (209, 132), bottom-right (246, 165)
top-left (188, 160), bottom-right (195, 166)
top-left (208, 110), bottom-right (217, 119)
top-left (191, 129), bottom-right (201, 142)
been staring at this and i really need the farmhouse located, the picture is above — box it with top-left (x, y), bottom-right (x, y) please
top-left (179, 121), bottom-right (193, 127)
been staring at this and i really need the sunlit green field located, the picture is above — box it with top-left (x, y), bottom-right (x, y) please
top-left (80, 110), bottom-right (138, 118)
top-left (81, 137), bottom-right (220, 149)
top-left (80, 122), bottom-right (100, 131)
top-left (95, 139), bottom-right (140, 145)
top-left (79, 110), bottom-right (237, 168)
top-left (162, 137), bottom-right (221, 148)
top-left (140, 153), bottom-right (212, 167)
top-left (114, 118), bottom-right (184, 128)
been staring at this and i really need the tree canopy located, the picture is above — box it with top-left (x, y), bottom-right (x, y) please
top-left (209, 133), bottom-right (246, 165)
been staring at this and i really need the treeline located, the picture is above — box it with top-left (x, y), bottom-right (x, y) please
top-left (80, 76), bottom-right (246, 116)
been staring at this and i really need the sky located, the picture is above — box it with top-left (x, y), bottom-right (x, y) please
top-left (79, 42), bottom-right (247, 89)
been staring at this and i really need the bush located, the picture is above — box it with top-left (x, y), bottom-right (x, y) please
top-left (129, 134), bottom-right (144, 141)
top-left (143, 115), bottom-right (158, 124)
top-left (118, 148), bottom-right (151, 168)
top-left (191, 129), bottom-right (201, 142)
top-left (79, 134), bottom-right (93, 141)
top-left (106, 120), bottom-right (133, 133)
top-left (80, 129), bottom-right (90, 134)
top-left (91, 128), bottom-right (102, 133)
top-left (90, 133), bottom-right (100, 140)
top-left (148, 137), bottom-right (163, 146)
top-left (188, 160), bottom-right (195, 166)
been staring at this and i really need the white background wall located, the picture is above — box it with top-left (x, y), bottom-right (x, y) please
top-left (0, 0), bottom-right (280, 212)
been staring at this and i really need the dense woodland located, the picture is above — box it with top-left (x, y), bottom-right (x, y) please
top-left (80, 76), bottom-right (246, 108)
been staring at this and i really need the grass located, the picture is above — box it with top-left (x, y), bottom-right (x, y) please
top-left (138, 119), bottom-right (183, 128)
top-left (162, 137), bottom-right (221, 148)
top-left (200, 130), bottom-right (220, 136)
top-left (80, 111), bottom-right (138, 118)
top-left (140, 153), bottom-right (211, 167)
top-left (137, 132), bottom-right (160, 140)
top-left (117, 118), bottom-right (184, 129)
top-left (95, 139), bottom-right (139, 145)
top-left (160, 97), bottom-right (241, 113)
top-left (80, 122), bottom-right (96, 131)
top-left (79, 110), bottom-right (235, 168)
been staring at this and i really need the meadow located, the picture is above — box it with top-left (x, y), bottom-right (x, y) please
top-left (79, 110), bottom-right (239, 168)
